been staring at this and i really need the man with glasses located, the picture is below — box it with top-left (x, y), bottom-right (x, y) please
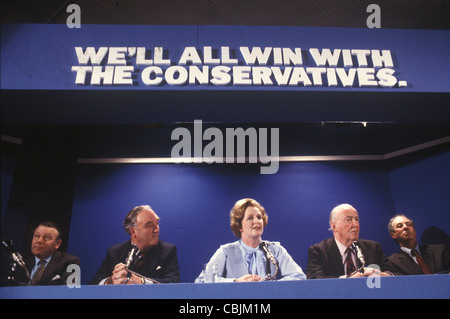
top-left (89, 205), bottom-right (180, 285)
top-left (305, 204), bottom-right (395, 279)
top-left (388, 214), bottom-right (450, 275)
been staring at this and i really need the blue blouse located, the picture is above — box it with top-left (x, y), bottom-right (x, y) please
top-left (195, 240), bottom-right (306, 282)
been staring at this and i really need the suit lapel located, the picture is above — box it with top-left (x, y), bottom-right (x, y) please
top-left (328, 238), bottom-right (345, 276)
top-left (40, 251), bottom-right (61, 283)
top-left (397, 250), bottom-right (421, 274)
top-left (356, 240), bottom-right (368, 268)
top-left (420, 246), bottom-right (435, 273)
top-left (26, 258), bottom-right (36, 273)
top-left (142, 242), bottom-right (161, 275)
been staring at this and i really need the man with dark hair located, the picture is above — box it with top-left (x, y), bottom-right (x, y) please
top-left (89, 205), bottom-right (180, 285)
top-left (15, 222), bottom-right (80, 286)
top-left (388, 214), bottom-right (450, 275)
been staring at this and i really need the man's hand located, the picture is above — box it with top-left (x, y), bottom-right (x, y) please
top-left (346, 267), bottom-right (391, 278)
top-left (107, 263), bottom-right (143, 285)
top-left (107, 263), bottom-right (127, 285)
top-left (234, 274), bottom-right (263, 282)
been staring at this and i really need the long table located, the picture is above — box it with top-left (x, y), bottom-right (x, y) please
top-left (1, 274), bottom-right (448, 299)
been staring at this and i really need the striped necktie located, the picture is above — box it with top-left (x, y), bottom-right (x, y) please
top-left (345, 247), bottom-right (356, 275)
top-left (30, 259), bottom-right (47, 285)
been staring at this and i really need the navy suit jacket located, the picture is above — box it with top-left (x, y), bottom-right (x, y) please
top-left (388, 244), bottom-right (450, 275)
top-left (305, 237), bottom-right (396, 279)
top-left (14, 251), bottom-right (80, 286)
top-left (89, 239), bottom-right (180, 284)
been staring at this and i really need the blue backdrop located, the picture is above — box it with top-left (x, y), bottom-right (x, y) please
top-left (1, 24), bottom-right (449, 286)
top-left (68, 148), bottom-right (450, 284)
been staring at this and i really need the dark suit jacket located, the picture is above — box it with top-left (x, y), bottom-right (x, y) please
top-left (305, 237), bottom-right (396, 279)
top-left (89, 239), bottom-right (180, 284)
top-left (15, 251), bottom-right (80, 286)
top-left (388, 244), bottom-right (450, 275)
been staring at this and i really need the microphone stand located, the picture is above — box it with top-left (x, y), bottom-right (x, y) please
top-left (347, 242), bottom-right (365, 277)
top-left (124, 267), bottom-right (160, 284)
top-left (353, 242), bottom-right (366, 275)
top-left (347, 266), bottom-right (365, 278)
top-left (1, 239), bottom-right (30, 286)
top-left (1, 262), bottom-right (28, 286)
top-left (124, 245), bottom-right (160, 284)
top-left (263, 263), bottom-right (279, 281)
top-left (259, 241), bottom-right (279, 281)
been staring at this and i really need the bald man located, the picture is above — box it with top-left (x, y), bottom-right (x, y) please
top-left (305, 204), bottom-right (396, 279)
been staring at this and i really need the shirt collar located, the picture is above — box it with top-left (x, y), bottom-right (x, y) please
top-left (239, 239), bottom-right (261, 252)
top-left (34, 254), bottom-right (52, 265)
top-left (400, 244), bottom-right (420, 258)
top-left (334, 238), bottom-right (351, 256)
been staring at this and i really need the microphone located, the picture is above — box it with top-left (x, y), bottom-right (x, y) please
top-left (124, 244), bottom-right (160, 284)
top-left (259, 241), bottom-right (276, 266)
top-left (1, 239), bottom-right (26, 268)
top-left (352, 241), bottom-right (365, 266)
top-left (259, 241), bottom-right (279, 281)
top-left (125, 244), bottom-right (137, 269)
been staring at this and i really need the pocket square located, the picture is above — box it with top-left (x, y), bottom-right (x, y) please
top-left (51, 275), bottom-right (61, 281)
top-left (156, 266), bottom-right (162, 271)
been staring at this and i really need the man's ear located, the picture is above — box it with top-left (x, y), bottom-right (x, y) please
top-left (55, 239), bottom-right (62, 250)
top-left (330, 222), bottom-right (335, 232)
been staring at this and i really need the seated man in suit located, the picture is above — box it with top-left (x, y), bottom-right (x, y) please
top-left (306, 204), bottom-right (395, 279)
top-left (388, 214), bottom-right (450, 275)
top-left (14, 221), bottom-right (80, 286)
top-left (89, 205), bottom-right (180, 285)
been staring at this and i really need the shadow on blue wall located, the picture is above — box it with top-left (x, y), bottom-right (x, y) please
top-left (421, 226), bottom-right (450, 251)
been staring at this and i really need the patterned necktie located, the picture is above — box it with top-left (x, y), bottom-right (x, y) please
top-left (345, 247), bottom-right (356, 275)
top-left (412, 249), bottom-right (431, 274)
top-left (30, 259), bottom-right (47, 285)
top-left (135, 250), bottom-right (145, 269)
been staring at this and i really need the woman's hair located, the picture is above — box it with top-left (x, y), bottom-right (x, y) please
top-left (230, 198), bottom-right (268, 238)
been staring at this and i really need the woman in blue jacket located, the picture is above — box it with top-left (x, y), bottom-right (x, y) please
top-left (195, 198), bottom-right (306, 283)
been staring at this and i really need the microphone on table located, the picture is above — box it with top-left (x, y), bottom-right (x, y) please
top-left (259, 241), bottom-right (276, 266)
top-left (259, 241), bottom-right (278, 280)
top-left (349, 241), bottom-right (367, 276)
top-left (352, 241), bottom-right (365, 267)
top-left (125, 244), bottom-right (138, 269)
top-left (124, 244), bottom-right (160, 284)
top-left (2, 239), bottom-right (30, 280)
top-left (2, 239), bottom-right (26, 269)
